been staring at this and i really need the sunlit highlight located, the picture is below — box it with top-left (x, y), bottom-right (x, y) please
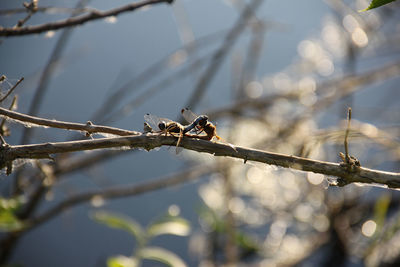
top-left (307, 173), bottom-right (325, 185)
top-left (362, 220), bottom-right (377, 237)
top-left (352, 27), bottom-right (368, 47)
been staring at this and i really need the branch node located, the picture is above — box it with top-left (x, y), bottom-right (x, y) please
top-left (85, 120), bottom-right (94, 137)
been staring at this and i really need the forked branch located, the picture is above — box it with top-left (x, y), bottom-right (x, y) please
top-left (0, 0), bottom-right (173, 37)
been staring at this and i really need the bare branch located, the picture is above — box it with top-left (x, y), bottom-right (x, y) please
top-left (0, 0), bottom-right (174, 37)
top-left (0, 106), bottom-right (140, 136)
top-left (26, 164), bottom-right (215, 231)
top-left (0, 77), bottom-right (24, 103)
top-left (1, 134), bottom-right (399, 188)
top-left (344, 107), bottom-right (352, 159)
top-left (184, 0), bottom-right (263, 110)
top-left (0, 6), bottom-right (93, 16)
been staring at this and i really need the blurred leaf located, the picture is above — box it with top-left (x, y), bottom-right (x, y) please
top-left (0, 196), bottom-right (25, 212)
top-left (91, 211), bottom-right (146, 245)
top-left (0, 211), bottom-right (24, 232)
top-left (107, 255), bottom-right (138, 267)
top-left (373, 193), bottom-right (391, 233)
top-left (235, 231), bottom-right (260, 259)
top-left (360, 0), bottom-right (397, 11)
top-left (0, 196), bottom-right (25, 231)
top-left (147, 216), bottom-right (190, 237)
top-left (139, 246), bottom-right (187, 267)
top-left (197, 205), bottom-right (224, 232)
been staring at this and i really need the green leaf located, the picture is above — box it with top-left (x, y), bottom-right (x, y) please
top-left (374, 193), bottom-right (391, 233)
top-left (139, 247), bottom-right (187, 267)
top-left (0, 196), bottom-right (26, 232)
top-left (360, 0), bottom-right (397, 11)
top-left (0, 210), bottom-right (24, 231)
top-left (91, 211), bottom-right (146, 245)
top-left (147, 217), bottom-right (190, 238)
top-left (107, 255), bottom-right (138, 267)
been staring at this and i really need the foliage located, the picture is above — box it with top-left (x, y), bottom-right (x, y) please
top-left (0, 196), bottom-right (25, 232)
top-left (361, 0), bottom-right (397, 11)
top-left (92, 210), bottom-right (190, 267)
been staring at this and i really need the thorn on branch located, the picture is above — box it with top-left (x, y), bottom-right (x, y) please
top-left (339, 107), bottom-right (361, 173)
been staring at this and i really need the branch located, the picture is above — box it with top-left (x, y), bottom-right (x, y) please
top-left (1, 134), bottom-right (400, 188)
top-left (26, 165), bottom-right (214, 231)
top-left (184, 0), bottom-right (263, 110)
top-left (0, 0), bottom-right (174, 37)
top-left (0, 106), bottom-right (140, 136)
top-left (0, 77), bottom-right (24, 103)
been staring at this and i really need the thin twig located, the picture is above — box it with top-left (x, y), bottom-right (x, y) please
top-left (0, 0), bottom-right (174, 37)
top-left (0, 6), bottom-right (93, 16)
top-left (344, 107), bottom-right (352, 160)
top-left (1, 134), bottom-right (399, 188)
top-left (0, 77), bottom-right (24, 103)
top-left (0, 134), bottom-right (6, 145)
top-left (207, 60), bottom-right (400, 120)
top-left (19, 0), bottom-right (92, 150)
top-left (184, 0), bottom-right (263, 110)
top-left (0, 106), bottom-right (140, 136)
top-left (0, 96), bottom-right (17, 137)
top-left (26, 164), bottom-right (215, 231)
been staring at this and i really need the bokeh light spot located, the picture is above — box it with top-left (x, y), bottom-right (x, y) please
top-left (352, 27), bottom-right (368, 47)
top-left (245, 81), bottom-right (263, 98)
top-left (362, 220), bottom-right (377, 237)
top-left (307, 173), bottom-right (325, 185)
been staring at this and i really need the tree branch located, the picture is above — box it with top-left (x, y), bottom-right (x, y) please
top-left (184, 0), bottom-right (263, 110)
top-left (27, 164), bottom-right (215, 231)
top-left (0, 77), bottom-right (24, 103)
top-left (0, 0), bottom-right (174, 37)
top-left (0, 106), bottom-right (140, 136)
top-left (1, 134), bottom-right (399, 188)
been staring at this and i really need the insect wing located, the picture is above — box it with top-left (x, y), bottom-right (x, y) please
top-left (181, 108), bottom-right (198, 124)
top-left (144, 114), bottom-right (161, 130)
top-left (144, 114), bottom-right (174, 131)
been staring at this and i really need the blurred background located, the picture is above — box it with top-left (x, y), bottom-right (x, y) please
top-left (1, 0), bottom-right (400, 266)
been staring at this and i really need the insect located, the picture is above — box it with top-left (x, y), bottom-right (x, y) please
top-left (144, 113), bottom-right (186, 153)
top-left (181, 108), bottom-right (221, 141)
top-left (181, 108), bottom-right (237, 152)
top-left (181, 112), bottom-right (209, 135)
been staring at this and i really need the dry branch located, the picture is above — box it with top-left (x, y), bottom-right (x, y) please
top-left (0, 0), bottom-right (173, 37)
top-left (0, 77), bottom-right (24, 103)
top-left (27, 165), bottom-right (215, 231)
top-left (1, 134), bottom-right (399, 188)
top-left (0, 106), bottom-right (140, 136)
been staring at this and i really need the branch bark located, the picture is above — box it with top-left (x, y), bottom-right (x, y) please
top-left (0, 106), bottom-right (140, 136)
top-left (1, 133), bottom-right (399, 188)
top-left (0, 0), bottom-right (173, 37)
